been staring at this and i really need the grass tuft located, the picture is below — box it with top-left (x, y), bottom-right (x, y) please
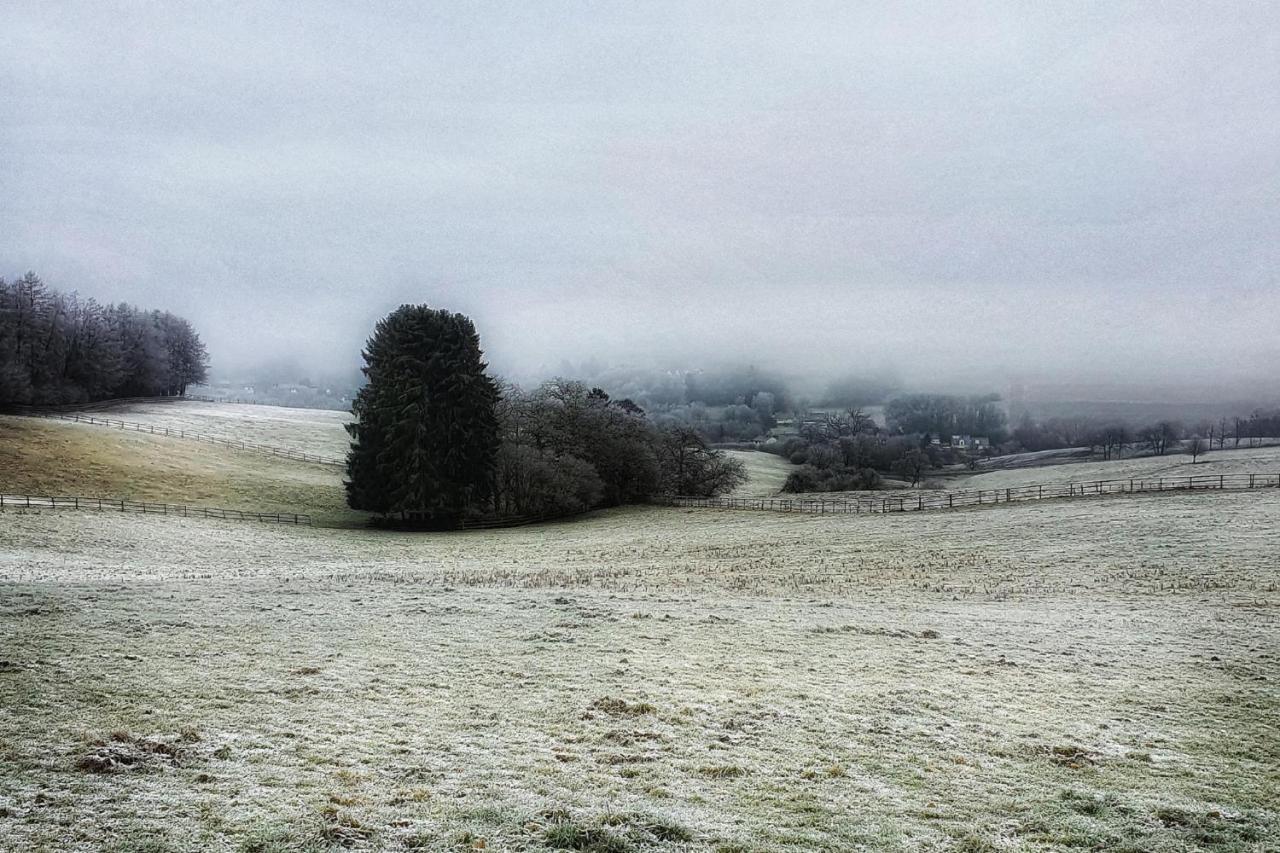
top-left (544, 819), bottom-right (631, 852)
top-left (590, 696), bottom-right (656, 716)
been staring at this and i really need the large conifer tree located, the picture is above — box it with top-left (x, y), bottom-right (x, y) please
top-left (345, 306), bottom-right (499, 523)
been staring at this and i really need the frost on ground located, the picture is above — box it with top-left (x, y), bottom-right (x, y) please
top-left (723, 451), bottom-right (795, 498)
top-left (957, 445), bottom-right (1280, 491)
top-left (1, 495), bottom-right (1278, 851)
top-left (84, 402), bottom-right (353, 460)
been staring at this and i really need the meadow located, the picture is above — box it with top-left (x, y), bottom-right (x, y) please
top-left (1, 404), bottom-right (1277, 852)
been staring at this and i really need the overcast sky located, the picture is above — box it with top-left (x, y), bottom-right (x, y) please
top-left (2, 2), bottom-right (1277, 396)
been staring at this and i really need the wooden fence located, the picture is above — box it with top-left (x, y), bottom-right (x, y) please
top-left (661, 472), bottom-right (1280, 516)
top-left (0, 493), bottom-right (311, 525)
top-left (35, 412), bottom-right (344, 467)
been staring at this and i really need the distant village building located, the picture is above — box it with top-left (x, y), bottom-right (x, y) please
top-left (950, 434), bottom-right (990, 449)
top-left (769, 417), bottom-right (799, 440)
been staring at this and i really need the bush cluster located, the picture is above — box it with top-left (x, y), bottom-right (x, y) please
top-left (494, 380), bottom-right (746, 516)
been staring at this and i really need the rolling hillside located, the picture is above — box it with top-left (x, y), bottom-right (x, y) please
top-left (724, 449), bottom-right (794, 497)
top-left (82, 400), bottom-right (352, 459)
top-left (957, 444), bottom-right (1280, 490)
top-left (0, 415), bottom-right (361, 526)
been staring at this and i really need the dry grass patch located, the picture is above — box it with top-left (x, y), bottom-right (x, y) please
top-left (590, 697), bottom-right (657, 717)
top-left (0, 415), bottom-right (363, 526)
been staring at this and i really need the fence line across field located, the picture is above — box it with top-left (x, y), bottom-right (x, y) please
top-left (0, 493), bottom-right (311, 525)
top-left (37, 412), bottom-right (345, 467)
top-left (1, 394), bottom-right (324, 413)
top-left (662, 472), bottom-right (1280, 515)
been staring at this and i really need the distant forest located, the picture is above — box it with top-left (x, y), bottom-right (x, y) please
top-left (556, 361), bottom-right (1280, 493)
top-left (0, 272), bottom-right (209, 405)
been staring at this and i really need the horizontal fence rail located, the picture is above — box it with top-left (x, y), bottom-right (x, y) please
top-left (31, 412), bottom-right (345, 467)
top-left (0, 493), bottom-right (311, 525)
top-left (661, 472), bottom-right (1280, 516)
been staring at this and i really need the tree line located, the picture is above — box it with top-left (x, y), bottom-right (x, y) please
top-left (767, 410), bottom-right (960, 494)
top-left (546, 364), bottom-right (907, 446)
top-left (883, 393), bottom-right (1008, 442)
top-left (760, 393), bottom-right (1010, 495)
top-left (0, 272), bottom-right (209, 405)
top-left (345, 306), bottom-right (746, 526)
top-left (1011, 411), bottom-right (1280, 461)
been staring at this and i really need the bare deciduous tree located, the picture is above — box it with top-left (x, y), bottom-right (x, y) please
top-left (1139, 420), bottom-right (1182, 456)
top-left (892, 448), bottom-right (929, 486)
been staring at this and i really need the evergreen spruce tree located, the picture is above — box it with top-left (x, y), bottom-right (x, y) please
top-left (345, 306), bottom-right (499, 524)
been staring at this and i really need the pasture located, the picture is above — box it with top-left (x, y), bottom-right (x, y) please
top-left (0, 415), bottom-right (358, 527)
top-left (80, 400), bottom-right (353, 461)
top-left (0, 403), bottom-right (1277, 851)
top-left (958, 445), bottom-right (1280, 490)
top-left (723, 451), bottom-right (794, 498)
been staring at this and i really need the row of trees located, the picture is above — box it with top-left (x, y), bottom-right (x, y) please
top-left (563, 364), bottom-right (908, 446)
top-left (770, 415), bottom-right (956, 493)
top-left (884, 393), bottom-right (1008, 442)
top-left (345, 306), bottom-right (746, 525)
top-left (0, 272), bottom-right (208, 405)
top-left (1011, 411), bottom-right (1280, 460)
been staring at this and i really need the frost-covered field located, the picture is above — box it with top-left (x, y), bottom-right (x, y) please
top-left (958, 445), bottom-right (1280, 490)
top-left (723, 451), bottom-right (794, 498)
top-left (2, 494), bottom-right (1277, 852)
top-left (85, 402), bottom-right (352, 460)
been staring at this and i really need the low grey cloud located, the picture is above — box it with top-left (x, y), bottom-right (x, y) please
top-left (2, 1), bottom-right (1277, 396)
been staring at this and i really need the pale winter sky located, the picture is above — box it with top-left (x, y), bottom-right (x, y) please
top-left (2, 2), bottom-right (1277, 396)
